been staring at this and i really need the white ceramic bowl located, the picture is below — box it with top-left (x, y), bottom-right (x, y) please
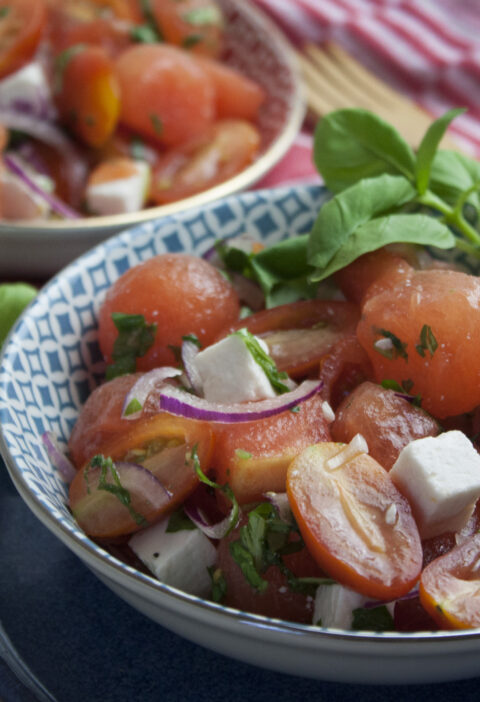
top-left (0, 0), bottom-right (304, 278)
top-left (1, 184), bottom-right (480, 686)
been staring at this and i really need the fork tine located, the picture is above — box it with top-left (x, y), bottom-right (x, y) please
top-left (297, 42), bottom-right (462, 151)
top-left (301, 43), bottom-right (390, 113)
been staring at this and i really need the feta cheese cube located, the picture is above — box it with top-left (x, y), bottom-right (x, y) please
top-left (86, 161), bottom-right (150, 215)
top-left (129, 517), bottom-right (217, 597)
top-left (0, 62), bottom-right (56, 119)
top-left (390, 430), bottom-right (480, 538)
top-left (192, 333), bottom-right (277, 404)
top-left (313, 583), bottom-right (366, 629)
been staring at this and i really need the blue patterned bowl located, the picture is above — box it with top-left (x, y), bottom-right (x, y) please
top-left (1, 184), bottom-right (480, 685)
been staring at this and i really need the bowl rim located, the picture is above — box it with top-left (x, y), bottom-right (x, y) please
top-left (1, 182), bottom-right (480, 649)
top-left (0, 0), bottom-right (305, 238)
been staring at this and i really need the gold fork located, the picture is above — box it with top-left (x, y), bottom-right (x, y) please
top-left (296, 41), bottom-right (461, 151)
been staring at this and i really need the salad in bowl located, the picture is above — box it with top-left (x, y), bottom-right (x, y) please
top-left (2, 108), bottom-right (480, 684)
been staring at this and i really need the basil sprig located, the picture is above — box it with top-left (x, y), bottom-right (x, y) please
top-left (218, 107), bottom-right (480, 299)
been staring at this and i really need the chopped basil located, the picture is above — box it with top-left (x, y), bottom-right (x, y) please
top-left (233, 327), bottom-right (290, 394)
top-left (182, 333), bottom-right (201, 348)
top-left (106, 312), bottom-right (157, 380)
top-left (208, 566), bottom-right (227, 602)
top-left (0, 7), bottom-right (10, 18)
top-left (373, 328), bottom-right (408, 361)
top-left (229, 501), bottom-right (317, 595)
top-left (380, 378), bottom-right (422, 406)
top-left (415, 324), bottom-right (438, 358)
top-left (351, 605), bottom-right (395, 632)
top-left (189, 445), bottom-right (239, 537)
top-left (86, 455), bottom-right (148, 527)
top-left (166, 508), bottom-right (196, 532)
top-left (150, 113), bottom-right (163, 136)
top-left (130, 23), bottom-right (162, 43)
top-left (139, 0), bottom-right (163, 40)
top-left (124, 397), bottom-right (143, 417)
top-left (53, 44), bottom-right (86, 94)
top-left (183, 6), bottom-right (223, 26)
top-left (182, 34), bottom-right (203, 49)
top-left (129, 136), bottom-right (147, 161)
top-left (235, 449), bottom-right (253, 460)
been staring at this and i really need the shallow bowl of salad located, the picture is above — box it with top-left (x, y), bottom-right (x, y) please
top-left (0, 0), bottom-right (304, 277)
top-left (3, 163), bottom-right (480, 683)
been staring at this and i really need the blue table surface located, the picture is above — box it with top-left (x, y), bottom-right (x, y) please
top-left (2, 456), bottom-right (480, 702)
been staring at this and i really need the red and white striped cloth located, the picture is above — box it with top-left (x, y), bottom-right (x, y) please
top-left (254, 0), bottom-right (480, 189)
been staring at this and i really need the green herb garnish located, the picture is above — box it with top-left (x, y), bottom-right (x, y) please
top-left (233, 327), bottom-right (290, 394)
top-left (150, 113), bottom-right (163, 136)
top-left (351, 605), bottom-right (395, 632)
top-left (415, 324), bottom-right (438, 358)
top-left (183, 6), bottom-right (223, 26)
top-left (106, 312), bottom-right (157, 379)
top-left (86, 455), bottom-right (147, 526)
top-left (130, 23), bottom-right (162, 43)
top-left (373, 328), bottom-right (408, 361)
top-left (166, 508), bottom-right (196, 533)
top-left (208, 566), bottom-right (227, 602)
top-left (53, 44), bottom-right (86, 94)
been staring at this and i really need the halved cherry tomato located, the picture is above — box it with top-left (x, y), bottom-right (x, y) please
top-left (318, 334), bottom-right (374, 409)
top-left (52, 17), bottom-right (134, 56)
top-left (219, 299), bottom-right (361, 379)
top-left (54, 44), bottom-right (121, 147)
top-left (149, 119), bottom-right (260, 205)
top-left (287, 441), bottom-right (423, 600)
top-left (0, 0), bottom-right (47, 79)
top-left (115, 43), bottom-right (215, 147)
top-left (98, 253), bottom-right (240, 370)
top-left (195, 56), bottom-right (266, 120)
top-left (149, 0), bottom-right (224, 57)
top-left (68, 374), bottom-right (214, 538)
top-left (419, 533), bottom-right (480, 629)
top-left (211, 394), bottom-right (331, 504)
top-left (331, 381), bottom-right (440, 470)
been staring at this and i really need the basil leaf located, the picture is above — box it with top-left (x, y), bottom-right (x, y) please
top-left (233, 327), bottom-right (290, 394)
top-left (106, 312), bottom-right (157, 380)
top-left (166, 508), bottom-right (196, 532)
top-left (308, 174), bottom-right (417, 270)
top-left (351, 605), bottom-right (395, 631)
top-left (87, 455), bottom-right (147, 527)
top-left (53, 44), bottom-right (86, 94)
top-left (310, 212), bottom-right (455, 282)
top-left (415, 108), bottom-right (466, 195)
top-left (429, 150), bottom-right (480, 210)
top-left (314, 108), bottom-right (416, 193)
top-left (229, 541), bottom-right (268, 591)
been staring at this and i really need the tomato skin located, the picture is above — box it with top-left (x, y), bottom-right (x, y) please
top-left (287, 442), bottom-right (423, 600)
top-left (0, 0), bottom-right (47, 79)
top-left (51, 17), bottom-right (133, 57)
top-left (357, 269), bottom-right (480, 418)
top-left (98, 253), bottom-right (241, 370)
top-left (211, 394), bottom-right (331, 504)
top-left (419, 533), bottom-right (480, 629)
top-left (149, 119), bottom-right (260, 205)
top-left (220, 300), bottom-right (361, 379)
top-left (55, 44), bottom-right (121, 147)
top-left (195, 56), bottom-right (266, 120)
top-left (331, 381), bottom-right (440, 470)
top-left (115, 44), bottom-right (215, 147)
top-left (149, 0), bottom-right (224, 57)
top-left (318, 334), bottom-right (374, 408)
top-left (334, 248), bottom-right (413, 305)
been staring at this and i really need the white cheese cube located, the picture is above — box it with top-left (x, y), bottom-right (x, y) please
top-left (313, 583), bottom-right (366, 629)
top-left (390, 430), bottom-right (480, 539)
top-left (0, 62), bottom-right (56, 119)
top-left (86, 161), bottom-right (150, 215)
top-left (192, 333), bottom-right (277, 404)
top-left (0, 169), bottom-right (51, 220)
top-left (129, 517), bottom-right (217, 597)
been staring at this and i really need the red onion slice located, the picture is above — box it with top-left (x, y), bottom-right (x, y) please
top-left (158, 379), bottom-right (323, 423)
top-left (4, 153), bottom-right (81, 219)
top-left (264, 491), bottom-right (293, 523)
top-left (181, 339), bottom-right (203, 394)
top-left (121, 367), bottom-right (183, 419)
top-left (42, 431), bottom-right (76, 483)
top-left (183, 499), bottom-right (239, 540)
